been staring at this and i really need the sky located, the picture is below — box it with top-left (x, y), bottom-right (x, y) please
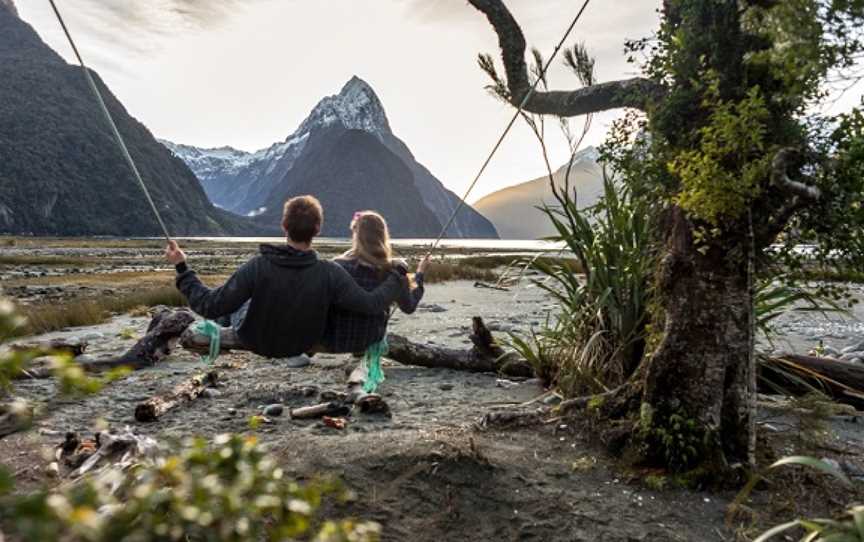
top-left (15, 1), bottom-right (864, 202)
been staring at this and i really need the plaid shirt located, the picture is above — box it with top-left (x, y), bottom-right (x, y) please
top-left (321, 258), bottom-right (424, 353)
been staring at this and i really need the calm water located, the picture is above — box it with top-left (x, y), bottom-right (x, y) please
top-left (180, 237), bottom-right (565, 252)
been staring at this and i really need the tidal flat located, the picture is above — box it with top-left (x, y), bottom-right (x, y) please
top-left (2, 237), bottom-right (864, 541)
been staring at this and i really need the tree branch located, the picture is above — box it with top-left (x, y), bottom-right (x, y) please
top-left (771, 148), bottom-right (822, 201)
top-left (469, 0), bottom-right (664, 116)
top-left (755, 148), bottom-right (825, 248)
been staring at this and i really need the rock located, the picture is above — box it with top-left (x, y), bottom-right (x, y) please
top-left (841, 460), bottom-right (864, 481)
top-left (73, 354), bottom-right (97, 364)
top-left (82, 332), bottom-right (104, 341)
top-left (419, 303), bottom-right (447, 313)
top-left (201, 388), bottom-right (222, 398)
top-left (263, 404), bottom-right (284, 417)
top-left (822, 345), bottom-right (841, 357)
top-left (840, 352), bottom-right (864, 362)
top-left (542, 394), bottom-right (563, 406)
top-left (45, 462), bottom-right (60, 478)
top-left (843, 341), bottom-right (864, 354)
top-left (820, 457), bottom-right (842, 473)
top-left (439, 383), bottom-right (454, 391)
top-left (283, 355), bottom-right (311, 368)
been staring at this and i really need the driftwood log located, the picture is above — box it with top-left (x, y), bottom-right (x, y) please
top-left (134, 371), bottom-right (218, 422)
top-left (181, 315), bottom-right (534, 377)
top-left (10, 337), bottom-right (88, 357)
top-left (89, 308), bottom-right (196, 372)
top-left (764, 354), bottom-right (864, 409)
top-left (13, 308), bottom-right (195, 380)
top-left (387, 317), bottom-right (533, 377)
top-left (290, 401), bottom-right (351, 420)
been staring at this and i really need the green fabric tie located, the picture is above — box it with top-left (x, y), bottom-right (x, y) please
top-left (362, 338), bottom-right (388, 394)
top-left (196, 320), bottom-right (221, 365)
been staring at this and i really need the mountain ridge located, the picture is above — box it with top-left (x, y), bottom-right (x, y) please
top-left (473, 148), bottom-right (603, 240)
top-left (0, 7), bottom-right (259, 236)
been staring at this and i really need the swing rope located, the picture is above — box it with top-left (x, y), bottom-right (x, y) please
top-left (48, 0), bottom-right (593, 378)
top-left (425, 0), bottom-right (592, 258)
top-left (48, 0), bottom-right (173, 243)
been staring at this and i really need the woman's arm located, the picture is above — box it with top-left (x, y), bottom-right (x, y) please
top-left (396, 256), bottom-right (429, 314)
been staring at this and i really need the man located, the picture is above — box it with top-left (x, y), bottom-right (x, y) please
top-left (165, 195), bottom-right (406, 359)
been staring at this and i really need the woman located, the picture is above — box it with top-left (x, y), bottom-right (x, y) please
top-left (323, 210), bottom-right (429, 352)
top-left (321, 210), bottom-right (429, 398)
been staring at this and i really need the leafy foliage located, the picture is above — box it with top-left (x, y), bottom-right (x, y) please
top-left (669, 82), bottom-right (772, 226)
top-left (2, 434), bottom-right (378, 542)
top-left (509, 172), bottom-right (654, 396)
top-left (745, 456), bottom-right (862, 542)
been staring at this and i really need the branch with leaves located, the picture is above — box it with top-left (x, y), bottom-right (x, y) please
top-left (469, 0), bottom-right (664, 116)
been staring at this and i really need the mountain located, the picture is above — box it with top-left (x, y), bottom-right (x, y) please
top-left (163, 77), bottom-right (498, 238)
top-left (473, 148), bottom-right (604, 240)
top-left (0, 3), bottom-right (258, 236)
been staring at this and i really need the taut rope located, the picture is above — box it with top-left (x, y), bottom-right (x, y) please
top-left (48, 0), bottom-right (173, 242)
top-left (425, 0), bottom-right (592, 257)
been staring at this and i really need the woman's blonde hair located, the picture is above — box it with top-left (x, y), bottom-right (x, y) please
top-left (343, 210), bottom-right (393, 271)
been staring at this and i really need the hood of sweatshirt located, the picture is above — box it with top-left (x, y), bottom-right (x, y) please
top-left (259, 243), bottom-right (319, 268)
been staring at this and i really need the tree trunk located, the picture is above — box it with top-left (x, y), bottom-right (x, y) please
top-left (638, 209), bottom-right (755, 470)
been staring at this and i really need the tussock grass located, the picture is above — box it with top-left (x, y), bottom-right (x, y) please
top-left (0, 255), bottom-right (104, 267)
top-left (457, 254), bottom-right (584, 274)
top-left (422, 260), bottom-right (497, 284)
top-left (14, 286), bottom-right (186, 337)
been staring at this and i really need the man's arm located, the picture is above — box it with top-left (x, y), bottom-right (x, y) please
top-left (167, 241), bottom-right (255, 319)
top-left (330, 263), bottom-right (403, 314)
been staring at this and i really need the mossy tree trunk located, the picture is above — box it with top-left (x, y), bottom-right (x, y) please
top-left (638, 209), bottom-right (755, 469)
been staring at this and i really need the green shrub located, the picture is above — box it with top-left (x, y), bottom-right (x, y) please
top-left (511, 171), bottom-right (655, 396)
top-left (2, 434), bottom-right (379, 542)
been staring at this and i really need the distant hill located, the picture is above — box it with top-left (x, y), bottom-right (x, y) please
top-left (163, 77), bottom-right (498, 239)
top-left (473, 148), bottom-right (604, 240)
top-left (0, 2), bottom-right (258, 236)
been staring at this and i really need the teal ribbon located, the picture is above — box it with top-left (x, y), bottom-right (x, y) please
top-left (196, 320), bottom-right (221, 365)
top-left (362, 337), bottom-right (388, 394)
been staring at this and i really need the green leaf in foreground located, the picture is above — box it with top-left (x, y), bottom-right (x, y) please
top-left (769, 456), bottom-right (851, 486)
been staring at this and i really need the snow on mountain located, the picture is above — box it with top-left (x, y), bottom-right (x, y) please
top-left (162, 77), bottom-right (386, 216)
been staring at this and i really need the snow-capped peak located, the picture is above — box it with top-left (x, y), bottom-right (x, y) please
top-left (298, 75), bottom-right (391, 136)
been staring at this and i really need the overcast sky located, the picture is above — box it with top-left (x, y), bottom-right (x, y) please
top-left (16, 1), bottom-right (863, 202)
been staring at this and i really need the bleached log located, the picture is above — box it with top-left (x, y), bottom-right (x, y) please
top-left (134, 371), bottom-right (218, 422)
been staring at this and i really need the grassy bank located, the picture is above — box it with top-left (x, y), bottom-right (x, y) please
top-left (14, 286), bottom-right (186, 337)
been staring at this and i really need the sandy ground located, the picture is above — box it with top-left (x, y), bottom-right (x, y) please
top-left (2, 242), bottom-right (864, 541)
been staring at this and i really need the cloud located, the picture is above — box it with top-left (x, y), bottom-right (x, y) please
top-left (55, 0), bottom-right (270, 55)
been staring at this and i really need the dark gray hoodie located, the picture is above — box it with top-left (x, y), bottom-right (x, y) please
top-left (175, 244), bottom-right (404, 358)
